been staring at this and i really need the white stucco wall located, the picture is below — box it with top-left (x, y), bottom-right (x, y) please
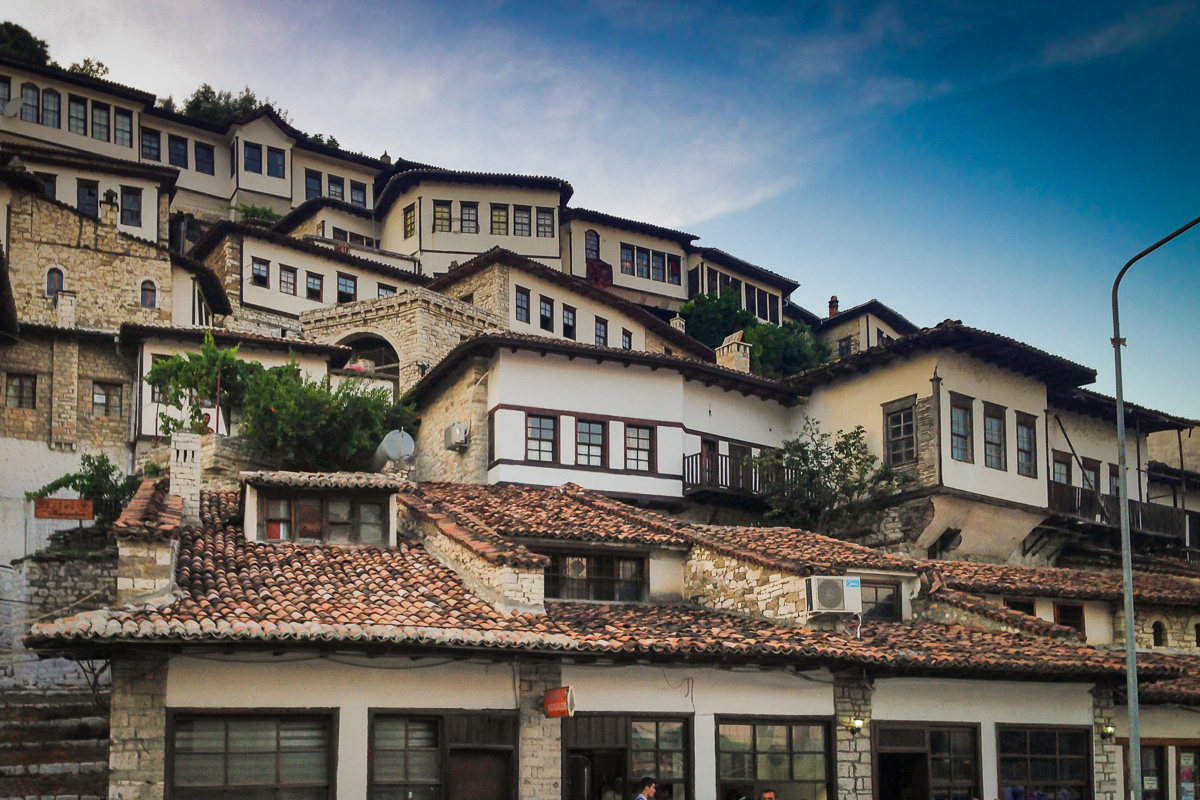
top-left (563, 219), bottom-right (688, 302)
top-left (873, 678), bottom-right (1095, 800)
top-left (14, 159), bottom-right (163, 240)
top-left (291, 151), bottom-right (376, 209)
top-left (240, 239), bottom-right (411, 316)
top-left (1048, 406), bottom-right (1151, 500)
top-left (505, 270), bottom-right (648, 350)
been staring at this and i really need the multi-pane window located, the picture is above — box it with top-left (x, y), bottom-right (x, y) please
top-left (68, 95), bottom-right (87, 135)
top-left (997, 727), bottom-right (1090, 800)
top-left (267, 147), bottom-right (285, 178)
top-left (631, 720), bottom-right (687, 795)
top-left (537, 207), bottom-right (554, 237)
top-left (92, 383), bottom-right (121, 417)
top-left (251, 258), bottom-right (270, 288)
top-left (1082, 460), bottom-right (1100, 493)
top-left (20, 83), bottom-right (38, 122)
top-left (244, 142), bottom-right (263, 173)
top-left (460, 202), bottom-right (478, 233)
top-left (838, 337), bottom-right (852, 359)
top-left (984, 405), bottom-right (1006, 470)
top-left (170, 715), bottom-right (331, 800)
top-left (577, 420), bottom-right (605, 467)
top-left (37, 172), bottom-right (56, 199)
top-left (120, 187), bottom-right (141, 227)
top-left (140, 281), bottom-right (157, 308)
top-left (626, 426), bottom-right (653, 471)
top-left (433, 200), bottom-right (451, 232)
top-left (585, 230), bottom-right (600, 260)
top-left (141, 128), bottom-right (161, 160)
top-left (280, 266), bottom-right (296, 295)
top-left (1016, 414), bottom-right (1037, 477)
top-left (1054, 603), bottom-right (1085, 634)
top-left (1108, 464), bottom-right (1120, 496)
top-left (262, 495), bottom-right (387, 544)
top-left (378, 284), bottom-right (396, 298)
top-left (91, 103), bottom-right (110, 141)
top-left (539, 296), bottom-right (554, 332)
top-left (667, 254), bottom-right (682, 285)
top-left (565, 716), bottom-right (690, 800)
top-left (717, 720), bottom-right (829, 800)
top-left (491, 204), bottom-right (509, 235)
top-left (636, 248), bottom-right (650, 278)
top-left (306, 170), bottom-right (322, 200)
top-left (0, 78), bottom-right (9, 107)
top-left (350, 181), bottom-right (367, 207)
top-left (114, 109), bottom-right (132, 146)
top-left (1004, 597), bottom-right (1037, 616)
top-left (861, 581), bottom-right (901, 620)
top-left (403, 204), bottom-right (416, 239)
top-left (950, 395), bottom-right (973, 463)
top-left (526, 415), bottom-right (556, 462)
top-left (544, 551), bottom-right (645, 601)
top-left (77, 180), bottom-right (99, 218)
top-left (371, 717), bottom-right (439, 800)
top-left (929, 727), bottom-right (979, 800)
top-left (306, 273), bottom-right (324, 302)
top-left (195, 143), bottom-right (215, 175)
top-left (514, 206), bottom-right (532, 236)
top-left (620, 244), bottom-right (634, 275)
top-left (885, 404), bottom-right (916, 466)
top-left (1052, 453), bottom-right (1071, 484)
top-left (41, 89), bottom-right (60, 128)
top-left (651, 252), bottom-right (666, 282)
top-left (595, 318), bottom-right (608, 347)
top-left (563, 305), bottom-right (576, 340)
top-left (5, 375), bottom-right (36, 409)
top-left (621, 329), bottom-right (632, 350)
top-left (168, 135), bottom-right (188, 168)
top-left (46, 268), bottom-right (64, 296)
top-left (515, 286), bottom-right (531, 323)
top-left (327, 176), bottom-right (344, 201)
top-left (337, 274), bottom-right (357, 304)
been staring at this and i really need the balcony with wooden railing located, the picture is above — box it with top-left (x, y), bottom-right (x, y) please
top-left (682, 452), bottom-right (793, 499)
top-left (1046, 480), bottom-right (1197, 540)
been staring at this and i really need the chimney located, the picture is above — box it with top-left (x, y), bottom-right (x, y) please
top-left (828, 295), bottom-right (839, 317)
top-left (380, 150), bottom-right (392, 165)
top-left (100, 189), bottom-right (120, 227)
top-left (170, 431), bottom-right (203, 524)
top-left (715, 330), bottom-right (752, 374)
top-left (670, 314), bottom-right (686, 332)
top-left (55, 289), bottom-right (76, 328)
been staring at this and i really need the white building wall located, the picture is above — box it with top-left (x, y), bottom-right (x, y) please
top-left (291, 151), bottom-right (376, 210)
top-left (562, 219), bottom-right (688, 303)
top-left (504, 270), bottom-right (649, 350)
top-left (15, 161), bottom-right (163, 240)
top-left (1048, 406), bottom-right (1151, 500)
top-left (873, 678), bottom-right (1095, 800)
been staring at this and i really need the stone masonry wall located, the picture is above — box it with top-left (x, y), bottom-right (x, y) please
top-left (684, 544), bottom-right (807, 623)
top-left (911, 594), bottom-right (1033, 637)
top-left (399, 509), bottom-right (544, 613)
top-left (1113, 605), bottom-right (1200, 651)
top-left (288, 215), bottom-right (324, 239)
top-left (77, 339), bottom-right (138, 451)
top-left (867, 495), bottom-right (936, 553)
top-left (0, 334), bottom-right (53, 444)
top-left (115, 540), bottom-right (174, 604)
top-left (410, 357), bottom-right (491, 484)
top-left (108, 653), bottom-right (168, 800)
top-left (7, 190), bottom-right (173, 330)
top-left (445, 263), bottom-right (510, 319)
top-left (1092, 685), bottom-right (1119, 800)
top-left (301, 288), bottom-right (501, 392)
top-left (518, 661), bottom-right (562, 800)
top-left (643, 328), bottom-right (676, 356)
top-left (833, 672), bottom-right (873, 800)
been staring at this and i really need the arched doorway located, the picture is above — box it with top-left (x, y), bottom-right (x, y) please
top-left (339, 334), bottom-right (400, 378)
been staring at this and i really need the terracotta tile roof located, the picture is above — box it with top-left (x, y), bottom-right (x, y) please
top-left (815, 299), bottom-right (919, 336)
top-left (927, 589), bottom-right (1086, 642)
top-left (691, 525), bottom-right (921, 577)
top-left (411, 483), bottom-right (693, 548)
top-left (201, 489), bottom-right (241, 527)
top-left (111, 479), bottom-right (181, 542)
top-left (398, 488), bottom-right (549, 569)
top-left (240, 471), bottom-right (412, 491)
top-left (932, 559), bottom-right (1200, 607)
top-left (1139, 676), bottom-right (1200, 705)
top-left (562, 208), bottom-right (698, 245)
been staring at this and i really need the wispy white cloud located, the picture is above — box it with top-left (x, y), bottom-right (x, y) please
top-left (1038, 2), bottom-right (1195, 67)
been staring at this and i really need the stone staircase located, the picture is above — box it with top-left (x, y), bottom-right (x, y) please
top-left (0, 689), bottom-right (109, 800)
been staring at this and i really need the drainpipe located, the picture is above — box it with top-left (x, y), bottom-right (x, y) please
top-left (930, 367), bottom-right (943, 486)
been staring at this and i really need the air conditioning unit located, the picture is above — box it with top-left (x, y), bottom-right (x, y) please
top-left (444, 422), bottom-right (469, 452)
top-left (806, 576), bottom-right (863, 615)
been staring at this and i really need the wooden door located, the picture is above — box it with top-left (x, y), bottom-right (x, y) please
top-left (447, 749), bottom-right (512, 800)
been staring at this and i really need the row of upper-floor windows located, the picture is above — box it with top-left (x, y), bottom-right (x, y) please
top-left (248, 257), bottom-right (396, 303)
top-left (883, 396), bottom-right (1039, 477)
top-left (6, 372), bottom-right (124, 416)
top-left (43, 268), bottom-right (157, 308)
top-left (33, 174), bottom-right (147, 227)
top-left (300, 168), bottom-right (367, 206)
top-left (689, 265), bottom-right (781, 323)
top-left (3, 76), bottom-right (136, 148)
top-left (1050, 450), bottom-right (1123, 495)
top-left (402, 201), bottom-right (555, 239)
top-left (140, 128), bottom-right (215, 174)
top-left (513, 284), bottom-right (631, 349)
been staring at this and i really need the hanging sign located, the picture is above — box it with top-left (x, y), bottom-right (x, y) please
top-left (33, 498), bottom-right (94, 520)
top-left (543, 686), bottom-right (575, 718)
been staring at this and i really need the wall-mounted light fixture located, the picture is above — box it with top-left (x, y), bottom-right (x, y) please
top-left (842, 717), bottom-right (865, 735)
top-left (1100, 724), bottom-right (1116, 742)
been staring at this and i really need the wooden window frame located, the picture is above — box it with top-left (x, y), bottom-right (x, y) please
top-left (983, 403), bottom-right (1006, 471)
top-left (562, 305), bottom-right (577, 340)
top-left (265, 147), bottom-right (286, 179)
top-left (562, 713), bottom-right (692, 800)
top-left (67, 95), bottom-right (87, 135)
top-left (575, 419), bottom-right (607, 468)
top-left (45, 267), bottom-right (64, 297)
top-left (403, 203), bottom-right (416, 239)
top-left (539, 295), bottom-right (554, 333)
top-left (251, 258), bottom-right (270, 288)
top-left (620, 243), bottom-right (635, 275)
top-left (19, 82), bottom-right (38, 123)
top-left (1016, 412), bottom-right (1037, 478)
top-left (243, 141), bottom-right (263, 174)
top-left (667, 254), bottom-right (682, 285)
top-left (432, 200), bottom-right (451, 232)
top-left (1003, 597), bottom-right (1037, 616)
top-left (306, 272), bottom-right (324, 302)
top-left (1081, 458), bottom-right (1101, 494)
top-left (378, 283), bottom-right (397, 298)
top-left (874, 722), bottom-right (983, 800)
top-left (595, 317), bottom-right (608, 347)
top-left (194, 142), bottom-right (215, 176)
top-left (584, 231), bottom-right (601, 260)
top-left (860, 580), bottom-right (902, 620)
top-left (715, 716), bottom-right (833, 800)
top-left (113, 107), bottom-right (133, 146)
top-left (91, 102), bottom-right (111, 142)
top-left (306, 170), bottom-right (323, 201)
top-left (350, 181), bottom-right (367, 207)
top-left (141, 127), bottom-right (161, 161)
top-left (5, 374), bottom-right (36, 410)
top-left (167, 133), bottom-right (188, 169)
top-left (140, 280), bottom-right (157, 309)
top-left (513, 205), bottom-right (532, 237)
top-left (259, 493), bottom-right (389, 545)
top-left (651, 251), bottom-right (666, 282)
top-left (327, 175), bottom-right (344, 201)
top-left (41, 88), bottom-right (60, 128)
top-left (995, 724), bottom-right (1091, 800)
top-left (77, 179), bottom-right (99, 218)
top-left (540, 547), bottom-right (649, 602)
top-left (515, 286), bottom-right (531, 324)
top-left (624, 425), bottom-right (655, 472)
top-left (92, 382), bottom-right (122, 418)
top-left (621, 329), bottom-right (632, 351)
top-left (883, 396), bottom-right (917, 467)
top-left (279, 266), bottom-right (297, 296)
top-left (1053, 602), bottom-right (1086, 634)
top-left (336, 273), bottom-right (358, 304)
top-left (1052, 450), bottom-right (1072, 485)
top-left (490, 204), bottom-right (508, 236)
top-left (525, 414), bottom-right (557, 463)
top-left (636, 247), bottom-right (650, 279)
top-left (120, 187), bottom-right (142, 227)
top-left (460, 202), bottom-right (478, 233)
top-left (536, 207), bottom-right (555, 237)
top-left (949, 393), bottom-right (974, 464)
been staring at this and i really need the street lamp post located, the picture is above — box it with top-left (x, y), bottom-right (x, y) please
top-left (1111, 211), bottom-right (1200, 800)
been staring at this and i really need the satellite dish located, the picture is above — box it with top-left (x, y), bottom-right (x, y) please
top-left (3, 98), bottom-right (21, 118)
top-left (372, 429), bottom-right (416, 472)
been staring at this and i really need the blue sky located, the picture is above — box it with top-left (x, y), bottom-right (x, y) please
top-left (14, 0), bottom-right (1200, 418)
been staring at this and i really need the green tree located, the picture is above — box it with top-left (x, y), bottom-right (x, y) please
top-left (144, 333), bottom-right (259, 437)
top-left (307, 133), bottom-right (341, 149)
top-left (752, 417), bottom-right (906, 537)
top-left (67, 58), bottom-right (108, 78)
top-left (230, 203), bottom-right (283, 223)
top-left (0, 21), bottom-right (49, 65)
top-left (25, 454), bottom-right (141, 529)
top-left (156, 83), bottom-right (289, 126)
top-left (680, 289), bottom-right (828, 378)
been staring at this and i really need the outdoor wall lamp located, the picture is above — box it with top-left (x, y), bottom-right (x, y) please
top-left (1100, 724), bottom-right (1116, 742)
top-left (842, 717), bottom-right (865, 734)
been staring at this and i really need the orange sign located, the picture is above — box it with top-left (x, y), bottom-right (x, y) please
top-left (33, 498), bottom-right (94, 520)
top-left (543, 686), bottom-right (575, 718)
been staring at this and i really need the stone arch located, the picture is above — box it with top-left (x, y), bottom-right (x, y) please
top-left (44, 264), bottom-right (66, 297)
top-left (1187, 614), bottom-right (1200, 649)
top-left (138, 277), bottom-right (159, 309)
top-left (336, 330), bottom-right (402, 378)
